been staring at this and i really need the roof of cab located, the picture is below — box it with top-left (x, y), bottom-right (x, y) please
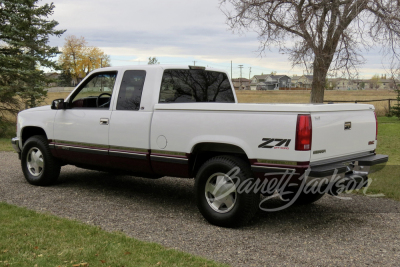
top-left (92, 64), bottom-right (225, 73)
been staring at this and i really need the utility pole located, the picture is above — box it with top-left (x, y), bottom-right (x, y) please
top-left (101, 58), bottom-right (103, 68)
top-left (193, 61), bottom-right (196, 66)
top-left (249, 67), bottom-right (252, 80)
top-left (238, 65), bottom-right (243, 90)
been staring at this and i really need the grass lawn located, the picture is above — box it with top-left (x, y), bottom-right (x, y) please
top-left (0, 202), bottom-right (227, 267)
top-left (361, 116), bottom-right (400, 200)
top-left (0, 138), bottom-right (14, 152)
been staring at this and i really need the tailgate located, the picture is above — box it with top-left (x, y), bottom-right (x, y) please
top-left (310, 110), bottom-right (377, 162)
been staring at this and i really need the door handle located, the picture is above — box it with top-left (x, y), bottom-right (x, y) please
top-left (100, 118), bottom-right (109, 125)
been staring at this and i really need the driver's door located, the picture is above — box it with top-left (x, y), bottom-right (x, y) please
top-left (53, 71), bottom-right (118, 167)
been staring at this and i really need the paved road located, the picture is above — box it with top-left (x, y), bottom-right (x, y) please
top-left (1, 151), bottom-right (400, 266)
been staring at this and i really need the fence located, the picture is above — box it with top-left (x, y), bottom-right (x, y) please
top-left (279, 87), bottom-right (311, 91)
top-left (45, 87), bottom-right (75, 93)
top-left (324, 99), bottom-right (397, 114)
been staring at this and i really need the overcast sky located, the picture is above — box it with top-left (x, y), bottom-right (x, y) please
top-left (46, 0), bottom-right (391, 79)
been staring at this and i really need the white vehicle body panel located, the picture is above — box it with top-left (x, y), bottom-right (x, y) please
top-left (310, 111), bottom-right (377, 162)
top-left (109, 111), bottom-right (152, 150)
top-left (54, 109), bottom-right (111, 146)
top-left (17, 106), bottom-right (57, 149)
top-left (150, 109), bottom-right (309, 162)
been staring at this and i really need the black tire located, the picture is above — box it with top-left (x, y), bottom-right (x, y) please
top-left (195, 155), bottom-right (259, 227)
top-left (21, 135), bottom-right (61, 186)
top-left (280, 187), bottom-right (325, 205)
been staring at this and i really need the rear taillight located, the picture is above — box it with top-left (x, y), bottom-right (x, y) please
top-left (374, 111), bottom-right (378, 140)
top-left (295, 114), bottom-right (312, 151)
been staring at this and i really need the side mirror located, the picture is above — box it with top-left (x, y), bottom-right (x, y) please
top-left (51, 99), bottom-right (67, 110)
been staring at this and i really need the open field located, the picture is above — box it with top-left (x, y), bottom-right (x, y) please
top-left (0, 202), bottom-right (226, 267)
top-left (236, 90), bottom-right (398, 116)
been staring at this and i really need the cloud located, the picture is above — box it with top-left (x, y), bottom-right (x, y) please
top-left (47, 0), bottom-right (393, 78)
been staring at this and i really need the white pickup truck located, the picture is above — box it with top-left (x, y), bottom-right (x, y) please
top-left (12, 65), bottom-right (388, 227)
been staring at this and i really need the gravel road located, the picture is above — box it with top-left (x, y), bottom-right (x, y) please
top-left (1, 151), bottom-right (400, 266)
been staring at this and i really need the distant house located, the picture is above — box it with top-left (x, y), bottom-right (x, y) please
top-left (231, 78), bottom-right (250, 90)
top-left (250, 74), bottom-right (291, 90)
top-left (45, 72), bottom-right (60, 87)
top-left (290, 76), bottom-right (301, 87)
top-left (365, 78), bottom-right (398, 90)
top-left (325, 77), bottom-right (399, 90)
top-left (297, 75), bottom-right (313, 88)
top-left (327, 78), bottom-right (357, 90)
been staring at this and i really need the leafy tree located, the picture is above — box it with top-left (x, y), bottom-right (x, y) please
top-left (370, 74), bottom-right (381, 90)
top-left (221, 0), bottom-right (400, 103)
top-left (0, 0), bottom-right (65, 119)
top-left (58, 35), bottom-right (110, 83)
top-left (148, 57), bottom-right (160, 65)
top-left (392, 85), bottom-right (400, 119)
top-left (57, 67), bottom-right (73, 87)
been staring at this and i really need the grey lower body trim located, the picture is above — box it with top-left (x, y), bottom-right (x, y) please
top-left (109, 150), bottom-right (147, 160)
top-left (150, 155), bottom-right (188, 164)
top-left (55, 144), bottom-right (108, 155)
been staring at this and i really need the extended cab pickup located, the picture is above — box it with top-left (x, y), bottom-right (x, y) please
top-left (12, 65), bottom-right (388, 227)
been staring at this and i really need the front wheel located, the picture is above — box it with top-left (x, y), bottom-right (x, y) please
top-left (195, 155), bottom-right (259, 227)
top-left (21, 135), bottom-right (61, 186)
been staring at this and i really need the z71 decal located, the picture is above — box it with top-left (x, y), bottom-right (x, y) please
top-left (258, 138), bottom-right (291, 150)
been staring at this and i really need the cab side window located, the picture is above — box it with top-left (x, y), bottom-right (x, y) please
top-left (116, 70), bottom-right (146, 111)
top-left (70, 72), bottom-right (117, 108)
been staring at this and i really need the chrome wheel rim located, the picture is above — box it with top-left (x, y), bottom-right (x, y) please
top-left (205, 172), bottom-right (237, 213)
top-left (26, 147), bottom-right (44, 177)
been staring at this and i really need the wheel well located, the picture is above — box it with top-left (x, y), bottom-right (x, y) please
top-left (21, 127), bottom-right (47, 146)
top-left (190, 143), bottom-right (249, 177)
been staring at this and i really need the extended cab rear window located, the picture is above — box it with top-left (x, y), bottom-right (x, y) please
top-left (159, 69), bottom-right (235, 103)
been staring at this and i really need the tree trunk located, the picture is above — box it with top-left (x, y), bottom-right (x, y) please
top-left (310, 59), bottom-right (329, 103)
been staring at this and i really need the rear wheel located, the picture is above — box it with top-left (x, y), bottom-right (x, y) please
top-left (195, 155), bottom-right (259, 227)
top-left (21, 135), bottom-right (61, 186)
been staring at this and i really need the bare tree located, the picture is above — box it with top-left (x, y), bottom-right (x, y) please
top-left (220, 0), bottom-right (400, 103)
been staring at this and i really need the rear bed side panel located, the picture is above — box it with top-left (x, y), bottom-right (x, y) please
top-left (310, 110), bottom-right (377, 162)
top-left (150, 110), bottom-right (311, 163)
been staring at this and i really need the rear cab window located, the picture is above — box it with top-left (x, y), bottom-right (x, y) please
top-left (116, 70), bottom-right (146, 111)
top-left (159, 69), bottom-right (235, 103)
